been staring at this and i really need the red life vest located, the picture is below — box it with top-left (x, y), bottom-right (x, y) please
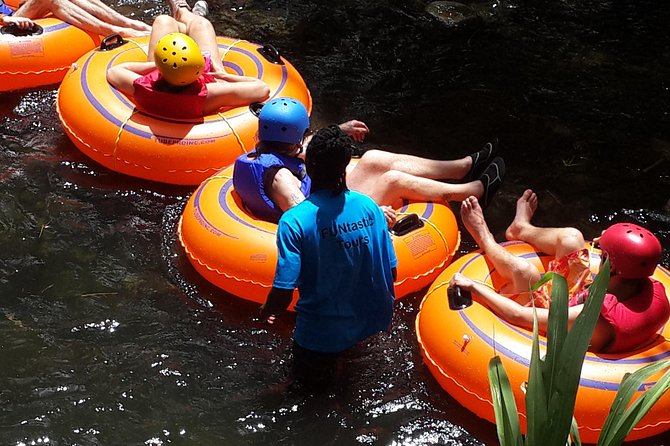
top-left (131, 55), bottom-right (215, 119)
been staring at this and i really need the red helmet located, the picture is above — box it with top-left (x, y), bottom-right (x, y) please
top-left (599, 223), bottom-right (661, 278)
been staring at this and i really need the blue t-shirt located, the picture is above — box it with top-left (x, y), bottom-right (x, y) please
top-left (273, 189), bottom-right (398, 353)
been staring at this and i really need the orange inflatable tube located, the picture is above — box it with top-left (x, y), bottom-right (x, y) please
top-left (416, 241), bottom-right (670, 443)
top-left (178, 164), bottom-right (461, 308)
top-left (0, 4), bottom-right (101, 92)
top-left (57, 35), bottom-right (312, 185)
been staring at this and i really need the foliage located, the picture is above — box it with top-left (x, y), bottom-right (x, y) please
top-left (487, 259), bottom-right (670, 446)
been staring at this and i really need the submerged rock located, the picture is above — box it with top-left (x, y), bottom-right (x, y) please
top-left (426, 0), bottom-right (498, 27)
top-left (425, 1), bottom-right (478, 26)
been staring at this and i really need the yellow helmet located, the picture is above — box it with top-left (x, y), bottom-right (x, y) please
top-left (153, 33), bottom-right (205, 86)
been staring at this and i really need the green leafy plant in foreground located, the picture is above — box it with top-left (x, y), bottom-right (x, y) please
top-left (488, 259), bottom-right (670, 446)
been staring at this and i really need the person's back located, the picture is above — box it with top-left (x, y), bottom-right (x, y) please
top-left (127, 32), bottom-right (214, 119)
top-left (106, 31), bottom-right (212, 119)
top-left (275, 188), bottom-right (396, 352)
top-left (596, 223), bottom-right (670, 352)
top-left (233, 97), bottom-right (312, 222)
top-left (233, 149), bottom-right (310, 223)
top-left (106, 13), bottom-right (269, 120)
top-left (600, 278), bottom-right (669, 352)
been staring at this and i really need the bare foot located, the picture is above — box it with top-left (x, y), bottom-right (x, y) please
top-left (460, 196), bottom-right (496, 247)
top-left (505, 189), bottom-right (538, 240)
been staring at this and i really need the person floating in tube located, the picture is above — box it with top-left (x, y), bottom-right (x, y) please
top-left (1, 0), bottom-right (150, 37)
top-left (449, 189), bottom-right (669, 353)
top-left (232, 97), bottom-right (506, 227)
top-left (106, 0), bottom-right (269, 119)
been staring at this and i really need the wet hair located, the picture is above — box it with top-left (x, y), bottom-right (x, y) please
top-left (254, 140), bottom-right (297, 157)
top-left (250, 128), bottom-right (311, 159)
top-left (305, 125), bottom-right (352, 193)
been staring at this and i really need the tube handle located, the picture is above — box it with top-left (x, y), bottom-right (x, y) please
top-left (0, 23), bottom-right (43, 36)
top-left (391, 213), bottom-right (424, 236)
top-left (257, 44), bottom-right (284, 65)
top-left (100, 33), bottom-right (126, 51)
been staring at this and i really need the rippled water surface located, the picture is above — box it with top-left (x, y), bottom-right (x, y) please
top-left (1, 0), bottom-right (669, 444)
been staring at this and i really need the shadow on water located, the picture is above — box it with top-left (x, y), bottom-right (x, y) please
top-left (0, 0), bottom-right (669, 444)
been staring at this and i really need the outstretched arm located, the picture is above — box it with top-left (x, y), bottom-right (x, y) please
top-left (450, 272), bottom-right (574, 331)
top-left (450, 272), bottom-right (614, 351)
top-left (453, 273), bottom-right (554, 330)
top-left (339, 120), bottom-right (369, 142)
top-left (301, 119), bottom-right (369, 151)
top-left (106, 62), bottom-right (156, 97)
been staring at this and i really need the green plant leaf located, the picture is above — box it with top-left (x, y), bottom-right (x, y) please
top-left (597, 360), bottom-right (670, 446)
top-left (544, 272), bottom-right (569, 406)
top-left (544, 261), bottom-right (610, 446)
top-left (489, 255), bottom-right (670, 446)
top-left (569, 417), bottom-right (582, 446)
top-left (528, 272), bottom-right (569, 403)
top-left (525, 305), bottom-right (548, 445)
top-left (488, 355), bottom-right (524, 446)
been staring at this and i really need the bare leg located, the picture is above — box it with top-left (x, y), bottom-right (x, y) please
top-left (176, 6), bottom-right (270, 108)
top-left (13, 0), bottom-right (51, 19)
top-left (347, 149), bottom-right (507, 207)
top-left (146, 15), bottom-right (180, 61)
top-left (461, 196), bottom-right (541, 293)
top-left (162, 1), bottom-right (223, 70)
top-left (45, 0), bottom-right (148, 37)
top-left (347, 167), bottom-right (484, 209)
top-left (505, 189), bottom-right (585, 258)
top-left (354, 149), bottom-right (472, 181)
top-left (180, 14), bottom-right (223, 72)
top-left (69, 0), bottom-right (150, 32)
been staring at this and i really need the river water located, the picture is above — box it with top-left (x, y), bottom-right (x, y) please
top-left (1, 0), bottom-right (669, 444)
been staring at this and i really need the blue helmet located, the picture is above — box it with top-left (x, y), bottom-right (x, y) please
top-left (258, 98), bottom-right (310, 144)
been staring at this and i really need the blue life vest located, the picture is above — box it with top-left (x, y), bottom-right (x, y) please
top-left (0, 0), bottom-right (14, 15)
top-left (233, 150), bottom-right (311, 223)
